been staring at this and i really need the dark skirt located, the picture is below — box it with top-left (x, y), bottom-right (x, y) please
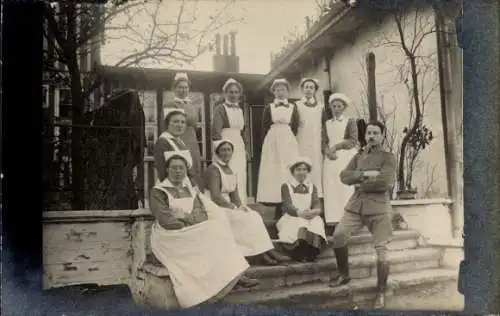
top-left (282, 227), bottom-right (326, 261)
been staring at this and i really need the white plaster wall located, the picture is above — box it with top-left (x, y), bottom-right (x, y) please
top-left (287, 7), bottom-right (449, 198)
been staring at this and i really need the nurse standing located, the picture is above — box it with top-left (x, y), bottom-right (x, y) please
top-left (295, 78), bottom-right (326, 200)
top-left (211, 78), bottom-right (250, 204)
top-left (155, 108), bottom-right (196, 186)
top-left (164, 72), bottom-right (203, 186)
top-left (322, 93), bottom-right (358, 230)
top-left (256, 78), bottom-right (300, 219)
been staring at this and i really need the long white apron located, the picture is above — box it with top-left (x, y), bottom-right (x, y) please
top-left (204, 163), bottom-right (274, 256)
top-left (150, 185), bottom-right (249, 308)
top-left (221, 105), bottom-right (247, 205)
top-left (276, 182), bottom-right (327, 244)
top-left (257, 105), bottom-right (299, 203)
top-left (296, 100), bottom-right (324, 197)
top-left (322, 118), bottom-right (357, 224)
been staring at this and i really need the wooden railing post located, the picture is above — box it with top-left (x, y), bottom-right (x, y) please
top-left (366, 52), bottom-right (378, 121)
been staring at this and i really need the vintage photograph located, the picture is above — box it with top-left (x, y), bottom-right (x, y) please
top-left (41, 0), bottom-right (464, 312)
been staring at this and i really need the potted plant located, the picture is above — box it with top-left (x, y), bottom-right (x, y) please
top-left (396, 124), bottom-right (434, 199)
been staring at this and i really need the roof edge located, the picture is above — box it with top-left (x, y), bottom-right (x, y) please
top-left (256, 6), bottom-right (352, 91)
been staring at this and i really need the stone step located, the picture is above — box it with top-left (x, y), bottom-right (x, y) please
top-left (233, 248), bottom-right (441, 293)
top-left (142, 248), bottom-right (441, 293)
top-left (225, 268), bottom-right (458, 307)
top-left (273, 230), bottom-right (421, 259)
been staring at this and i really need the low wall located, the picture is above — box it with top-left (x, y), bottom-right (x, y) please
top-left (42, 209), bottom-right (153, 289)
top-left (43, 199), bottom-right (463, 289)
top-left (392, 198), bottom-right (463, 269)
top-left (391, 198), bottom-right (461, 247)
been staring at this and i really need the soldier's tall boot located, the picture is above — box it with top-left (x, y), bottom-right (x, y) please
top-left (373, 261), bottom-right (390, 309)
top-left (329, 246), bottom-right (351, 287)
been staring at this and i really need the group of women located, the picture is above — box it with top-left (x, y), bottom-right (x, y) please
top-left (150, 72), bottom-right (359, 308)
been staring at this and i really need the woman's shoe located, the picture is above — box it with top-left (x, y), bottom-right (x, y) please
top-left (259, 253), bottom-right (279, 265)
top-left (267, 249), bottom-right (290, 262)
top-left (236, 275), bottom-right (260, 288)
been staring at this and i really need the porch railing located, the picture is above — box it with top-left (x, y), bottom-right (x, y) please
top-left (141, 156), bottom-right (155, 209)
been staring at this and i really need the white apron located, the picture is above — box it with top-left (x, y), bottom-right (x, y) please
top-left (296, 99), bottom-right (324, 197)
top-left (276, 182), bottom-right (327, 244)
top-left (221, 105), bottom-right (247, 205)
top-left (205, 163), bottom-right (274, 257)
top-left (150, 184), bottom-right (249, 308)
top-left (257, 104), bottom-right (299, 203)
top-left (322, 117), bottom-right (357, 224)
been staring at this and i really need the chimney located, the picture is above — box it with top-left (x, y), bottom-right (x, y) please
top-left (223, 34), bottom-right (229, 56)
top-left (213, 32), bottom-right (240, 73)
top-left (230, 31), bottom-right (237, 56)
top-left (215, 33), bottom-right (221, 55)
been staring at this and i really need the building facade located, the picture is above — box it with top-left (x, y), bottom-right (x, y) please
top-left (256, 2), bottom-right (463, 236)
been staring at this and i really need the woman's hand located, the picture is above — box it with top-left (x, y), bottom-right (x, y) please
top-left (309, 209), bottom-right (322, 218)
top-left (301, 210), bottom-right (316, 220)
top-left (237, 205), bottom-right (249, 212)
top-left (171, 207), bottom-right (186, 219)
top-left (326, 150), bottom-right (337, 160)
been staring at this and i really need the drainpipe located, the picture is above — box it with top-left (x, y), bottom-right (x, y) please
top-left (435, 9), bottom-right (462, 239)
top-left (323, 53), bottom-right (332, 90)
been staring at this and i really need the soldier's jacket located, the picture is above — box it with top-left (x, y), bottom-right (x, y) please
top-left (339, 146), bottom-right (396, 216)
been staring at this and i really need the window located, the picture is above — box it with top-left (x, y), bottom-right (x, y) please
top-left (138, 90), bottom-right (158, 157)
top-left (43, 85), bottom-right (50, 108)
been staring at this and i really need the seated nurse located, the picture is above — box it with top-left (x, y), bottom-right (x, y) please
top-left (276, 156), bottom-right (327, 262)
top-left (149, 150), bottom-right (259, 309)
top-left (203, 139), bottom-right (289, 265)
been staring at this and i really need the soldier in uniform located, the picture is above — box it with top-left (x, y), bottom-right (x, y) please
top-left (329, 120), bottom-right (396, 309)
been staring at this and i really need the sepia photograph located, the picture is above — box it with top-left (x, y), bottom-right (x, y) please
top-left (38, 0), bottom-right (466, 312)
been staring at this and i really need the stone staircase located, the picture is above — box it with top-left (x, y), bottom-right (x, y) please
top-left (139, 206), bottom-right (458, 309)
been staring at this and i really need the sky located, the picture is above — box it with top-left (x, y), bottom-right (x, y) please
top-left (101, 0), bottom-right (320, 75)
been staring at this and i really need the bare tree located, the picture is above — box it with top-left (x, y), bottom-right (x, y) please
top-left (43, 0), bottom-right (243, 209)
top-left (367, 3), bottom-right (441, 196)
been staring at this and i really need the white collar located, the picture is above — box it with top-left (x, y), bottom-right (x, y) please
top-left (301, 96), bottom-right (316, 103)
top-left (214, 155), bottom-right (230, 167)
top-left (159, 131), bottom-right (177, 140)
top-left (273, 98), bottom-right (289, 105)
top-left (289, 177), bottom-right (311, 188)
top-left (157, 178), bottom-right (191, 189)
top-left (173, 97), bottom-right (190, 103)
top-left (224, 100), bottom-right (240, 107)
top-left (334, 114), bottom-right (345, 121)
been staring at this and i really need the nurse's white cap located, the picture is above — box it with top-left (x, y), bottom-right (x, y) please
top-left (164, 150), bottom-right (193, 169)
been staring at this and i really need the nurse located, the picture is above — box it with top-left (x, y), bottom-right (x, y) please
top-left (296, 77), bottom-right (326, 202)
top-left (322, 93), bottom-right (358, 231)
top-left (211, 78), bottom-right (250, 204)
top-left (164, 72), bottom-right (203, 185)
top-left (256, 78), bottom-right (300, 220)
top-left (204, 139), bottom-right (290, 265)
top-left (276, 156), bottom-right (327, 262)
top-left (154, 108), bottom-right (196, 185)
top-left (149, 150), bottom-right (259, 308)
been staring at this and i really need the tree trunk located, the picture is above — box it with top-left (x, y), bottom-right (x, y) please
top-left (66, 3), bottom-right (86, 210)
top-left (397, 55), bottom-right (422, 192)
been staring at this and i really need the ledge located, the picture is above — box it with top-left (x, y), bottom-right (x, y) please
top-left (257, 5), bottom-right (352, 90)
top-left (43, 209), bottom-right (153, 223)
top-left (391, 198), bottom-right (453, 206)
